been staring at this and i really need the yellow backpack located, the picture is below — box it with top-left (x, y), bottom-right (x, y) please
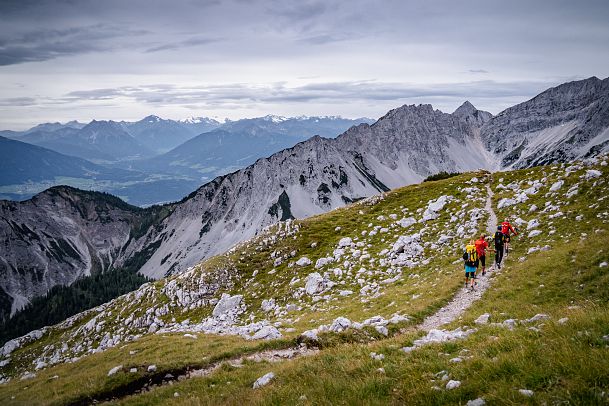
top-left (464, 244), bottom-right (478, 265)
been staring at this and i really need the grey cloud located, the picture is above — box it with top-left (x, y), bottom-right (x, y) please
top-left (145, 36), bottom-right (222, 53)
top-left (0, 97), bottom-right (37, 106)
top-left (0, 24), bottom-right (148, 66)
top-left (59, 79), bottom-right (558, 110)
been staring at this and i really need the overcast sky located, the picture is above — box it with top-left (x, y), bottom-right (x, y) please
top-left (1, 0), bottom-right (608, 130)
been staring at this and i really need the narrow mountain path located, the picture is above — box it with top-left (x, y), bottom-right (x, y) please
top-left (83, 179), bottom-right (501, 403)
top-left (418, 179), bottom-right (499, 332)
top-left (69, 346), bottom-right (318, 405)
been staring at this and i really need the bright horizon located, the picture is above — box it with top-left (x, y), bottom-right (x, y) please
top-left (1, 0), bottom-right (608, 130)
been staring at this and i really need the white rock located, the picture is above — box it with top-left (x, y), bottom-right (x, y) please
top-left (549, 180), bottom-right (564, 192)
top-left (527, 219), bottom-right (540, 229)
top-left (474, 313), bottom-right (490, 325)
top-left (329, 317), bottom-right (352, 333)
top-left (184, 333), bottom-right (197, 339)
top-left (315, 257), bottom-right (333, 269)
top-left (253, 372), bottom-right (275, 389)
top-left (20, 372), bottom-right (36, 380)
top-left (375, 325), bottom-right (389, 336)
top-left (519, 389), bottom-right (534, 397)
top-left (300, 329), bottom-right (319, 341)
top-left (398, 217), bottom-right (416, 228)
top-left (261, 298), bottom-right (276, 312)
top-left (584, 169), bottom-right (602, 179)
top-left (212, 294), bottom-right (243, 318)
top-left (108, 365), bottom-right (123, 376)
top-left (251, 326), bottom-right (282, 340)
top-left (339, 290), bottom-right (353, 296)
top-left (148, 365), bottom-right (157, 372)
top-left (446, 380), bottom-right (461, 390)
top-left (338, 237), bottom-right (353, 248)
top-left (558, 318), bottom-right (569, 325)
top-left (497, 198), bottom-right (516, 208)
top-left (528, 230), bottom-right (542, 238)
top-left (600, 262), bottom-right (608, 268)
top-left (526, 314), bottom-right (550, 323)
top-left (370, 352), bottom-right (385, 361)
top-left (466, 398), bottom-right (486, 406)
top-left (130, 368), bottom-right (137, 373)
top-left (450, 357), bottom-right (462, 363)
top-left (305, 273), bottom-right (325, 295)
top-left (296, 257), bottom-right (312, 267)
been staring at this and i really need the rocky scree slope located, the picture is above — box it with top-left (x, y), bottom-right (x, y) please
top-left (481, 76), bottom-right (609, 168)
top-left (0, 169), bottom-right (492, 383)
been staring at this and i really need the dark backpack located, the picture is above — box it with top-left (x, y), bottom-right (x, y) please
top-left (494, 231), bottom-right (504, 246)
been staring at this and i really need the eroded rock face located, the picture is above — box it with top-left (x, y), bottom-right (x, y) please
top-left (0, 187), bottom-right (148, 320)
top-left (481, 77), bottom-right (609, 168)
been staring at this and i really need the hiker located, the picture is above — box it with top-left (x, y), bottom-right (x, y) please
top-left (463, 239), bottom-right (479, 290)
top-left (494, 225), bottom-right (505, 269)
top-left (475, 233), bottom-right (493, 276)
top-left (501, 219), bottom-right (518, 255)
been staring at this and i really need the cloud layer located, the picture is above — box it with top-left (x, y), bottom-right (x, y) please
top-left (1, 0), bottom-right (608, 128)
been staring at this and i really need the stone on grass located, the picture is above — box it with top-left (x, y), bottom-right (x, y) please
top-left (584, 169), bottom-right (602, 179)
top-left (212, 294), bottom-right (243, 318)
top-left (296, 257), bottom-right (312, 267)
top-left (338, 237), bottom-right (353, 248)
top-left (526, 314), bottom-right (550, 323)
top-left (528, 230), bottom-right (542, 238)
top-left (600, 262), bottom-right (608, 268)
top-left (147, 365), bottom-right (157, 372)
top-left (549, 180), bottom-right (564, 192)
top-left (466, 398), bottom-right (486, 406)
top-left (474, 313), bottom-right (490, 325)
top-left (519, 389), bottom-right (534, 397)
top-left (558, 318), bottom-right (569, 325)
top-left (300, 329), bottom-right (319, 341)
top-left (253, 372), bottom-right (275, 389)
top-left (370, 352), bottom-right (385, 361)
top-left (252, 326), bottom-right (282, 340)
top-left (446, 380), bottom-right (461, 390)
top-left (305, 273), bottom-right (325, 295)
top-left (108, 365), bottom-right (122, 376)
top-left (329, 317), bottom-right (352, 333)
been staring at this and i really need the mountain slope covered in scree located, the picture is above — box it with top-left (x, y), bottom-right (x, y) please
top-left (0, 153), bottom-right (607, 404)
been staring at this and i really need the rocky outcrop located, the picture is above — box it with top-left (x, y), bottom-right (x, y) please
top-left (481, 77), bottom-right (609, 168)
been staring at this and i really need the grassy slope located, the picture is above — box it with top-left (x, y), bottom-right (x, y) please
top-left (1, 157), bottom-right (608, 405)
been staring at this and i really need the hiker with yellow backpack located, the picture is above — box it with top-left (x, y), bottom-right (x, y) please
top-left (463, 239), bottom-right (479, 290)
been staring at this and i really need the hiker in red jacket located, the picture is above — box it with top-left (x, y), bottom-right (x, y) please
top-left (501, 219), bottom-right (518, 254)
top-left (475, 234), bottom-right (493, 276)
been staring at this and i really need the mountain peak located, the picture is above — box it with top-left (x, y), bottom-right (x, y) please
top-left (454, 101), bottom-right (476, 115)
top-left (453, 100), bottom-right (492, 127)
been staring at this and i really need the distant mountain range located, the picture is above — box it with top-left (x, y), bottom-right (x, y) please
top-left (0, 115), bottom-right (374, 205)
top-left (129, 115), bottom-right (375, 180)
